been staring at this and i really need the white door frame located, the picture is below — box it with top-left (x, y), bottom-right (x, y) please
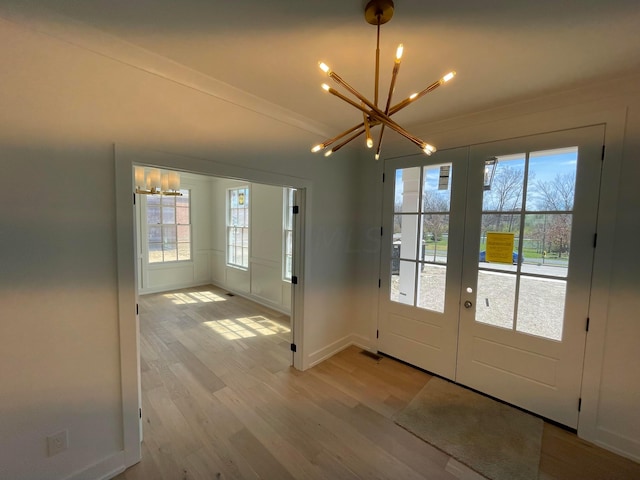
top-left (114, 144), bottom-right (310, 468)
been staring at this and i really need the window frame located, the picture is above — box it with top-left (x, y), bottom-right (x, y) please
top-left (226, 186), bottom-right (250, 269)
top-left (146, 189), bottom-right (191, 264)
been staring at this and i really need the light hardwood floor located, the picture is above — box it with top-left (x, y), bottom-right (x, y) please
top-left (114, 285), bottom-right (640, 480)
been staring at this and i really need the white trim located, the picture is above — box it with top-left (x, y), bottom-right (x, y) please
top-left (65, 451), bottom-right (126, 480)
top-left (114, 146), bottom-right (142, 468)
top-left (115, 144), bottom-right (313, 465)
top-left (306, 334), bottom-right (374, 369)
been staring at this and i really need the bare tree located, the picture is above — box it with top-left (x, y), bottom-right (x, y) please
top-left (482, 164), bottom-right (524, 233)
top-left (531, 173), bottom-right (576, 257)
top-left (533, 172), bottom-right (575, 211)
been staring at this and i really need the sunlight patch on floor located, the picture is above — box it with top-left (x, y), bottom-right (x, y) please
top-left (204, 316), bottom-right (290, 340)
top-left (164, 291), bottom-right (227, 305)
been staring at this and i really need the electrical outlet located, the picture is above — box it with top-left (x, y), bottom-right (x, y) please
top-left (47, 430), bottom-right (68, 457)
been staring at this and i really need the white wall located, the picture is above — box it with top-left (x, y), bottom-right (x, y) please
top-left (353, 74), bottom-right (640, 461)
top-left (0, 11), bottom-right (359, 480)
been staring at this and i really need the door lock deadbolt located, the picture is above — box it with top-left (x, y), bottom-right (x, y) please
top-left (464, 300), bottom-right (473, 309)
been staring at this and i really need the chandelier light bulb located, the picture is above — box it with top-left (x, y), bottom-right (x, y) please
top-left (375, 153), bottom-right (380, 161)
top-left (134, 166), bottom-right (145, 188)
top-left (422, 143), bottom-right (437, 155)
top-left (149, 168), bottom-right (161, 190)
top-left (168, 171), bottom-right (180, 191)
top-left (442, 71), bottom-right (456, 83)
top-left (311, 144), bottom-right (324, 153)
top-left (324, 149), bottom-right (333, 157)
top-left (319, 62), bottom-right (330, 73)
top-left (395, 44), bottom-right (404, 61)
top-left (321, 83), bottom-right (331, 92)
top-left (366, 138), bottom-right (374, 148)
top-left (409, 93), bottom-right (418, 100)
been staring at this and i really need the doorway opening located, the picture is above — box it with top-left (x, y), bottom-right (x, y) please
top-left (114, 146), bottom-right (307, 463)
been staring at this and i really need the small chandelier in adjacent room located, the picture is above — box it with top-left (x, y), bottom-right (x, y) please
top-left (134, 167), bottom-right (182, 196)
top-left (312, 0), bottom-right (456, 160)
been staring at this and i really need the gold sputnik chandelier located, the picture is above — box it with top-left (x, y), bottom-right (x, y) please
top-left (312, 0), bottom-right (456, 159)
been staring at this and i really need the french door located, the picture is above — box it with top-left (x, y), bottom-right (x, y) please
top-left (378, 147), bottom-right (468, 380)
top-left (378, 126), bottom-right (604, 427)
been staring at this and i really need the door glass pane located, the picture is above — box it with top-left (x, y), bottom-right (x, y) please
top-left (521, 214), bottom-right (571, 278)
top-left (394, 214), bottom-right (419, 260)
top-left (479, 214), bottom-right (522, 273)
top-left (423, 164), bottom-right (452, 212)
top-left (391, 260), bottom-right (416, 305)
top-left (422, 214), bottom-right (449, 264)
top-left (482, 154), bottom-right (525, 212)
top-left (475, 271), bottom-right (516, 329)
top-left (526, 147), bottom-right (578, 211)
top-left (395, 167), bottom-right (421, 213)
top-left (417, 264), bottom-right (446, 313)
top-left (516, 276), bottom-right (566, 341)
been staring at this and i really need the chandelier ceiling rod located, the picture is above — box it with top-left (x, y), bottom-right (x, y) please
top-left (312, 0), bottom-right (456, 160)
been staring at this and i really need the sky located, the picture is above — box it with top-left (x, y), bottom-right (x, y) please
top-left (394, 147), bottom-right (578, 205)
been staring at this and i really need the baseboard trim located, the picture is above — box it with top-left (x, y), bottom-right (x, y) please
top-left (306, 334), bottom-right (375, 369)
top-left (591, 429), bottom-right (640, 464)
top-left (65, 451), bottom-right (126, 480)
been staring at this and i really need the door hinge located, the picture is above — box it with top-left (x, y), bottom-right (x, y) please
top-left (290, 343), bottom-right (297, 353)
top-left (136, 303), bottom-right (139, 315)
top-left (380, 226), bottom-right (383, 236)
top-left (133, 192), bottom-right (136, 205)
top-left (376, 329), bottom-right (379, 339)
top-left (382, 172), bottom-right (386, 183)
top-left (601, 144), bottom-right (606, 161)
top-left (291, 275), bottom-right (298, 285)
top-left (292, 205), bottom-right (299, 214)
top-left (578, 397), bottom-right (582, 412)
top-left (593, 233), bottom-right (597, 248)
top-left (378, 278), bottom-right (381, 288)
top-left (586, 317), bottom-right (590, 332)
top-left (139, 408), bottom-right (142, 419)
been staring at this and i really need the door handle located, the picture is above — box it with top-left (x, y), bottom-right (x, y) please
top-left (464, 300), bottom-right (473, 309)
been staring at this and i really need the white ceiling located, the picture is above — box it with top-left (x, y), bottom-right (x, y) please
top-left (4, 0), bottom-right (640, 150)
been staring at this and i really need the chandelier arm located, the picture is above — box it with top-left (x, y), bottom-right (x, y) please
top-left (313, 123), bottom-right (364, 151)
top-left (327, 71), bottom-right (381, 115)
top-left (388, 78), bottom-right (444, 115)
top-left (328, 74), bottom-right (413, 142)
top-left (375, 17), bottom-right (381, 107)
top-left (375, 56), bottom-right (402, 160)
top-left (363, 106), bottom-right (373, 148)
top-left (326, 86), bottom-right (427, 151)
top-left (375, 125), bottom-right (386, 159)
top-left (330, 128), bottom-right (367, 155)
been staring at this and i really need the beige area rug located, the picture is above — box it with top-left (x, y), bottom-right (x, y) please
top-left (394, 377), bottom-right (543, 480)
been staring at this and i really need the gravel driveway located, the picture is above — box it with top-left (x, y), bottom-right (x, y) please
top-left (390, 264), bottom-right (565, 341)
